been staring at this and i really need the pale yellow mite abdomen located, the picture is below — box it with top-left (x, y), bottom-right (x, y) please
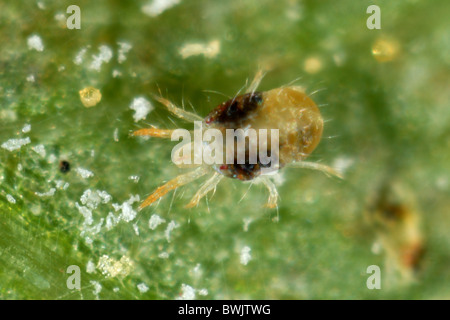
top-left (249, 86), bottom-right (324, 167)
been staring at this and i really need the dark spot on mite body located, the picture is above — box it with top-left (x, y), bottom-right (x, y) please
top-left (222, 162), bottom-right (261, 181)
top-left (206, 92), bottom-right (263, 128)
top-left (227, 101), bottom-right (239, 118)
top-left (207, 93), bottom-right (279, 181)
top-left (218, 155), bottom-right (275, 181)
top-left (59, 160), bottom-right (70, 173)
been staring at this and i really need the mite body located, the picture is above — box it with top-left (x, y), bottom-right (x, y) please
top-left (133, 71), bottom-right (340, 210)
top-left (205, 87), bottom-right (324, 181)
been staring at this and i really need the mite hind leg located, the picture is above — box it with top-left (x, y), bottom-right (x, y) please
top-left (153, 95), bottom-right (203, 123)
top-left (260, 176), bottom-right (279, 208)
top-left (287, 161), bottom-right (343, 179)
top-left (139, 166), bottom-right (209, 210)
top-left (185, 172), bottom-right (224, 208)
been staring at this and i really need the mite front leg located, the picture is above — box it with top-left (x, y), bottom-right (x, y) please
top-left (245, 70), bottom-right (266, 94)
top-left (132, 127), bottom-right (175, 138)
top-left (139, 166), bottom-right (209, 210)
top-left (153, 95), bottom-right (203, 123)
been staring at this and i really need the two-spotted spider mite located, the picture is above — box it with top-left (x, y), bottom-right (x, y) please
top-left (133, 71), bottom-right (342, 210)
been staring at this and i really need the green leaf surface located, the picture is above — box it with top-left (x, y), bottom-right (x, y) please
top-left (0, 0), bottom-right (449, 299)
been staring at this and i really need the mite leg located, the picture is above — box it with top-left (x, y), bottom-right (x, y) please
top-left (172, 141), bottom-right (200, 169)
top-left (288, 161), bottom-right (343, 179)
top-left (132, 127), bottom-right (176, 138)
top-left (139, 166), bottom-right (209, 210)
top-left (260, 176), bottom-right (279, 208)
top-left (153, 95), bottom-right (203, 123)
top-left (185, 172), bottom-right (224, 208)
top-left (245, 69), bottom-right (266, 94)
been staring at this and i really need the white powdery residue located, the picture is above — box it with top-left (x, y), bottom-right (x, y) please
top-left (112, 203), bottom-right (122, 212)
top-left (86, 260), bottom-right (96, 274)
top-left (149, 214), bottom-right (166, 230)
top-left (55, 180), bottom-right (69, 190)
top-left (80, 189), bottom-right (101, 209)
top-left (158, 252), bottom-right (169, 259)
top-left (6, 194), bottom-right (16, 204)
top-left (113, 287), bottom-right (120, 292)
top-left (133, 223), bottom-right (140, 236)
top-left (97, 255), bottom-right (134, 278)
top-left (116, 194), bottom-right (140, 222)
top-left (1, 137), bottom-right (31, 152)
top-left (179, 40), bottom-right (220, 59)
top-left (86, 218), bottom-right (104, 235)
top-left (90, 280), bottom-right (102, 296)
top-left (243, 218), bottom-right (253, 232)
top-left (128, 175), bottom-right (140, 183)
top-left (21, 124), bottom-right (31, 133)
top-left (37, 1), bottom-right (45, 9)
top-left (371, 242), bottom-right (382, 255)
top-left (54, 12), bottom-right (65, 23)
top-left (55, 180), bottom-right (64, 188)
top-left (97, 190), bottom-right (112, 204)
top-left (107, 195), bottom-right (140, 228)
top-left (137, 283), bottom-right (149, 294)
top-left (74, 47), bottom-right (88, 65)
top-left (75, 203), bottom-right (93, 225)
top-left (119, 201), bottom-right (137, 222)
top-left (198, 289), bottom-right (208, 296)
top-left (176, 284), bottom-right (196, 300)
top-left (128, 194), bottom-right (140, 205)
top-left (47, 154), bottom-right (57, 163)
top-left (190, 263), bottom-right (202, 279)
top-left (142, 0), bottom-right (180, 17)
top-left (32, 144), bottom-right (46, 157)
top-left (332, 156), bottom-right (354, 176)
top-left (35, 188), bottom-right (56, 197)
top-left (89, 45), bottom-right (113, 71)
top-left (117, 42), bottom-right (132, 64)
top-left (27, 35), bottom-right (44, 52)
top-left (112, 70), bottom-right (122, 78)
top-left (240, 246), bottom-right (252, 266)
top-left (113, 128), bottom-right (119, 141)
top-left (26, 75), bottom-right (35, 82)
top-left (165, 220), bottom-right (180, 242)
top-left (106, 212), bottom-right (120, 230)
top-left (129, 97), bottom-right (153, 122)
top-left (76, 167), bottom-right (94, 179)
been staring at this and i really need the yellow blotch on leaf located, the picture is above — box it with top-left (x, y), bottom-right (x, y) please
top-left (304, 56), bottom-right (323, 74)
top-left (372, 37), bottom-right (400, 62)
